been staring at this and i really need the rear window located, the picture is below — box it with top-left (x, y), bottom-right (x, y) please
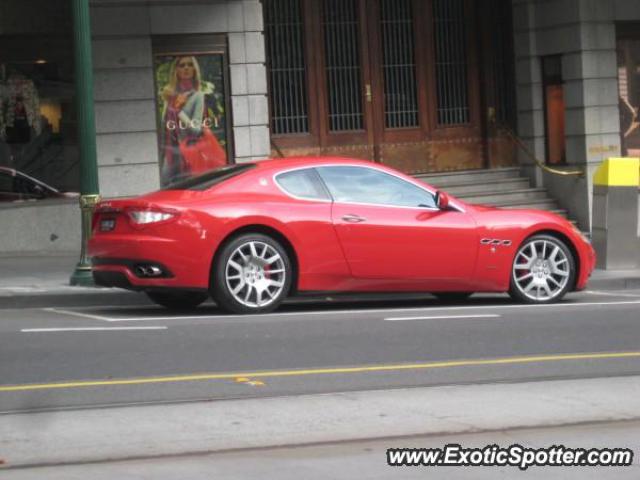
top-left (163, 164), bottom-right (256, 191)
top-left (275, 168), bottom-right (331, 201)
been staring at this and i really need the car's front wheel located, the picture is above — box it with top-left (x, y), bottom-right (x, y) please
top-left (509, 234), bottom-right (575, 304)
top-left (212, 233), bottom-right (292, 314)
top-left (146, 291), bottom-right (209, 310)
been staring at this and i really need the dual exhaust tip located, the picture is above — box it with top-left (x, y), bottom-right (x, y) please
top-left (134, 264), bottom-right (164, 278)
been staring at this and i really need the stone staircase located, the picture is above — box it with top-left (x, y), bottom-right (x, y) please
top-left (415, 167), bottom-right (572, 220)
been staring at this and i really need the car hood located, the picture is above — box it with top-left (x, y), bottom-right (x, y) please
top-left (467, 203), bottom-right (499, 212)
top-left (467, 202), bottom-right (573, 230)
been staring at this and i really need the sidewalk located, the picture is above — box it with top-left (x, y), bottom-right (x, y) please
top-left (0, 254), bottom-right (639, 309)
top-left (3, 421), bottom-right (638, 479)
top-left (0, 254), bottom-right (147, 308)
top-left (1, 376), bottom-right (639, 468)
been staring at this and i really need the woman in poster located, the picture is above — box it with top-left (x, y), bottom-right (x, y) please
top-left (160, 56), bottom-right (226, 186)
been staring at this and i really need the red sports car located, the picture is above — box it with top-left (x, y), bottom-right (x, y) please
top-left (89, 158), bottom-right (596, 313)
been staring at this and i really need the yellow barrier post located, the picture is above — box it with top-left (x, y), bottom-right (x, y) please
top-left (592, 157), bottom-right (640, 269)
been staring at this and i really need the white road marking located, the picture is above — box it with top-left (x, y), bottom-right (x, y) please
top-left (39, 299), bottom-right (640, 324)
top-left (84, 299), bottom-right (640, 322)
top-left (0, 286), bottom-right (48, 293)
top-left (21, 327), bottom-right (167, 333)
top-left (102, 315), bottom-right (223, 322)
top-left (43, 307), bottom-right (114, 321)
top-left (584, 290), bottom-right (640, 298)
top-left (385, 314), bottom-right (502, 321)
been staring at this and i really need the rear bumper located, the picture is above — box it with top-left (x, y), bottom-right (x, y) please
top-left (93, 269), bottom-right (141, 291)
top-left (93, 269), bottom-right (207, 294)
top-left (92, 258), bottom-right (174, 291)
top-left (89, 233), bottom-right (213, 290)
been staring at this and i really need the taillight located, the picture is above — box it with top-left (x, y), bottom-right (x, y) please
top-left (127, 208), bottom-right (179, 226)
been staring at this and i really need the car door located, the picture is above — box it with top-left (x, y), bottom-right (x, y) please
top-left (14, 175), bottom-right (47, 200)
top-left (0, 171), bottom-right (21, 202)
top-left (316, 166), bottom-right (478, 281)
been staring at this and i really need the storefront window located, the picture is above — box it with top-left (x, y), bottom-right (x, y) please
top-left (617, 25), bottom-right (640, 158)
top-left (0, 46), bottom-right (79, 203)
top-left (0, 0), bottom-right (78, 203)
top-left (153, 37), bottom-right (231, 187)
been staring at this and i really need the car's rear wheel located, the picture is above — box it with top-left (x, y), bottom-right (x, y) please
top-left (212, 233), bottom-right (292, 314)
top-left (509, 234), bottom-right (575, 304)
top-left (146, 291), bottom-right (209, 310)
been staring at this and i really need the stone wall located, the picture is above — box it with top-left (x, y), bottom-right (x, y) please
top-left (512, 0), bottom-right (640, 232)
top-left (90, 0), bottom-right (269, 199)
top-left (0, 201), bottom-right (79, 254)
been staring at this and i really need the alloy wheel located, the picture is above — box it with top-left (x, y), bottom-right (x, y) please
top-left (224, 240), bottom-right (287, 308)
top-left (512, 238), bottom-right (571, 302)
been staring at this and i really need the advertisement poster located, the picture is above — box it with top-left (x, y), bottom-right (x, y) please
top-left (154, 53), bottom-right (228, 186)
top-left (618, 37), bottom-right (640, 157)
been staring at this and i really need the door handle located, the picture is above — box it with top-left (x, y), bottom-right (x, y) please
top-left (341, 214), bottom-right (367, 223)
top-left (365, 84), bottom-right (372, 103)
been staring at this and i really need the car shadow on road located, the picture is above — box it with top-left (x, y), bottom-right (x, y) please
top-left (80, 293), bottom-right (543, 318)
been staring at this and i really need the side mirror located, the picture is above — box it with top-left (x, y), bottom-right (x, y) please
top-left (435, 191), bottom-right (449, 210)
top-left (33, 184), bottom-right (47, 199)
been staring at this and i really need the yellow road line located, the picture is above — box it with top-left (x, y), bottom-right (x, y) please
top-left (2, 351), bottom-right (640, 393)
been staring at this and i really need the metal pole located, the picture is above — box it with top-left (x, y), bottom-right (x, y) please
top-left (69, 0), bottom-right (100, 286)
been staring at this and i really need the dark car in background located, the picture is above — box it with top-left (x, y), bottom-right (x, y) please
top-left (0, 167), bottom-right (78, 202)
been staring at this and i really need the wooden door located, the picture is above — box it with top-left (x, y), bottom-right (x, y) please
top-left (315, 0), bottom-right (432, 170)
top-left (366, 0), bottom-right (432, 172)
top-left (265, 0), bottom-right (492, 173)
top-left (477, 0), bottom-right (518, 169)
top-left (312, 0), bottom-right (375, 161)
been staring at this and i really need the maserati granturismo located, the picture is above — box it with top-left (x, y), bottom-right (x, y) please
top-left (89, 158), bottom-right (595, 313)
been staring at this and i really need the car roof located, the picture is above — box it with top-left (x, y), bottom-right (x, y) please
top-left (0, 166), bottom-right (59, 192)
top-left (251, 156), bottom-right (376, 172)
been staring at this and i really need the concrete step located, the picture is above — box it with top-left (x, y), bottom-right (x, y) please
top-left (546, 210), bottom-right (579, 226)
top-left (551, 209), bottom-right (569, 218)
top-left (458, 188), bottom-right (549, 204)
top-left (420, 177), bottom-right (531, 196)
top-left (492, 199), bottom-right (560, 211)
top-left (414, 168), bottom-right (579, 224)
top-left (415, 167), bottom-right (521, 187)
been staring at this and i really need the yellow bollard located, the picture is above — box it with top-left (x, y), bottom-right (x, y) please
top-left (592, 158), bottom-right (640, 269)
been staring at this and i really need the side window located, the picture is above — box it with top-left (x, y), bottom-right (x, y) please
top-left (276, 168), bottom-right (330, 201)
top-left (14, 176), bottom-right (40, 196)
top-left (0, 174), bottom-right (14, 193)
top-left (316, 166), bottom-right (437, 208)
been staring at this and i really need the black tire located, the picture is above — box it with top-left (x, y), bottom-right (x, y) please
top-left (146, 291), bottom-right (209, 310)
top-left (433, 292), bottom-right (472, 303)
top-left (211, 233), bottom-right (293, 314)
top-left (508, 234), bottom-right (576, 304)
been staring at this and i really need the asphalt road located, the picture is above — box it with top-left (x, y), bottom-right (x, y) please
top-left (2, 289), bottom-right (640, 413)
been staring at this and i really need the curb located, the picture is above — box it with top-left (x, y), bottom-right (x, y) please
top-left (0, 291), bottom-right (149, 309)
top-left (587, 276), bottom-right (640, 291)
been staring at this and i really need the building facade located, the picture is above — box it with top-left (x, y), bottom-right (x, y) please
top-left (0, 0), bottom-right (638, 254)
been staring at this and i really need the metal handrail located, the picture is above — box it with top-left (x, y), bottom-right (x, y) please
top-left (493, 121), bottom-right (584, 177)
